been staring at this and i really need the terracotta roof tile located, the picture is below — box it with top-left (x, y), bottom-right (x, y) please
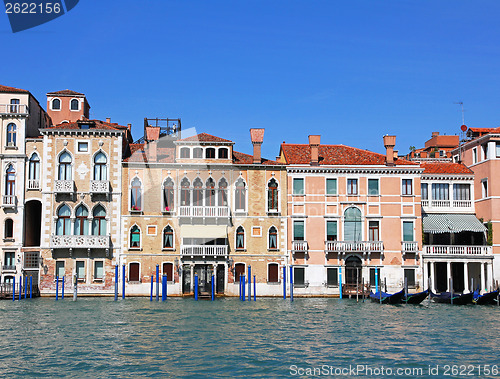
top-left (45, 119), bottom-right (128, 131)
top-left (232, 150), bottom-right (279, 165)
top-left (178, 133), bottom-right (233, 143)
top-left (47, 89), bottom-right (85, 96)
top-left (0, 84), bottom-right (29, 93)
top-left (420, 162), bottom-right (473, 175)
top-left (281, 144), bottom-right (417, 166)
top-left (468, 127), bottom-right (500, 133)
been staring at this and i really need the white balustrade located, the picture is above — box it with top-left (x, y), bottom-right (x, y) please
top-left (181, 245), bottom-right (228, 256)
top-left (423, 245), bottom-right (492, 256)
top-left (90, 180), bottom-right (110, 193)
top-left (27, 179), bottom-right (40, 190)
top-left (401, 241), bottom-right (418, 252)
top-left (0, 104), bottom-right (28, 115)
top-left (179, 206), bottom-right (229, 217)
top-left (50, 235), bottom-right (110, 249)
top-left (2, 195), bottom-right (16, 207)
top-left (54, 180), bottom-right (75, 193)
top-left (292, 240), bottom-right (308, 252)
top-left (325, 241), bottom-right (383, 252)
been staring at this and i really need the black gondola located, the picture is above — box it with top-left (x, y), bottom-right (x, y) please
top-left (430, 291), bottom-right (473, 305)
top-left (473, 289), bottom-right (499, 305)
top-left (403, 290), bottom-right (428, 304)
top-left (369, 289), bottom-right (404, 304)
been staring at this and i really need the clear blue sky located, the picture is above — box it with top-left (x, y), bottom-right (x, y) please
top-left (2, 1), bottom-right (500, 159)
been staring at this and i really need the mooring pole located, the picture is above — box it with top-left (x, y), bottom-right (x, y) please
top-left (283, 266), bottom-right (286, 299)
top-left (162, 275), bottom-right (167, 302)
top-left (404, 277), bottom-right (408, 304)
top-left (242, 274), bottom-right (246, 301)
top-left (362, 278), bottom-right (365, 303)
top-left (150, 275), bottom-right (153, 301)
top-left (239, 275), bottom-right (242, 300)
top-left (156, 265), bottom-right (159, 302)
top-left (194, 273), bottom-right (198, 301)
top-left (247, 266), bottom-right (251, 301)
top-left (290, 265), bottom-right (294, 302)
top-left (375, 267), bottom-right (379, 294)
top-left (428, 276), bottom-right (431, 305)
top-left (114, 265), bottom-right (118, 301)
top-left (12, 276), bottom-right (15, 301)
top-left (450, 278), bottom-right (453, 305)
top-left (384, 277), bottom-right (387, 293)
top-left (24, 276), bottom-right (27, 299)
top-left (339, 266), bottom-right (343, 299)
top-left (62, 276), bottom-right (65, 300)
top-left (56, 276), bottom-right (59, 301)
top-left (211, 274), bottom-right (215, 301)
top-left (122, 264), bottom-right (125, 299)
top-left (253, 275), bottom-right (256, 301)
top-left (73, 273), bottom-right (78, 301)
top-left (30, 276), bottom-right (33, 299)
top-left (356, 268), bottom-right (359, 303)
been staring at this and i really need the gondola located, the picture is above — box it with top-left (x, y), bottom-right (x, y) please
top-left (369, 289), bottom-right (404, 304)
top-left (473, 289), bottom-right (499, 305)
top-left (430, 291), bottom-right (473, 305)
top-left (402, 290), bottom-right (428, 304)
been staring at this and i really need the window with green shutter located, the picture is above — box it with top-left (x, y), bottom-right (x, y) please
top-left (55, 261), bottom-right (65, 279)
top-left (326, 178), bottom-right (337, 195)
top-left (403, 221), bottom-right (414, 242)
top-left (293, 220), bottom-right (304, 241)
top-left (76, 261), bottom-right (85, 280)
top-left (368, 179), bottom-right (379, 196)
top-left (293, 178), bottom-right (304, 195)
top-left (94, 261), bottom-right (104, 280)
top-left (326, 221), bottom-right (337, 241)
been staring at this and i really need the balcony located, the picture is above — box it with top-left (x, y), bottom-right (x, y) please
top-left (421, 199), bottom-right (473, 212)
top-left (402, 241), bottom-right (418, 254)
top-left (50, 235), bottom-right (110, 249)
top-left (423, 245), bottom-right (492, 256)
top-left (90, 180), bottom-right (110, 194)
top-left (54, 180), bottom-right (75, 194)
top-left (325, 241), bottom-right (383, 253)
top-left (2, 265), bottom-right (16, 272)
top-left (292, 240), bottom-right (308, 253)
top-left (179, 206), bottom-right (229, 217)
top-left (27, 179), bottom-right (40, 190)
top-left (2, 195), bottom-right (16, 208)
top-left (0, 104), bottom-right (28, 116)
top-left (181, 245), bottom-right (228, 257)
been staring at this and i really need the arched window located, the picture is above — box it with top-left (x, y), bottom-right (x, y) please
top-left (269, 226), bottom-right (278, 250)
top-left (58, 152), bottom-right (72, 180)
top-left (28, 153), bottom-right (40, 182)
top-left (180, 178), bottom-right (190, 206)
top-left (163, 178), bottom-right (174, 212)
top-left (344, 207), bottom-right (362, 242)
top-left (236, 226), bottom-right (245, 250)
top-left (131, 178), bottom-right (142, 211)
top-left (7, 123), bottom-right (16, 146)
top-left (205, 178), bottom-right (216, 207)
top-left (193, 178), bottom-right (203, 206)
top-left (193, 147), bottom-right (203, 158)
top-left (74, 205), bottom-right (89, 235)
top-left (52, 98), bottom-right (61, 110)
top-left (267, 178), bottom-right (279, 212)
top-left (93, 152), bottom-right (107, 181)
top-left (56, 205), bottom-right (71, 235)
top-left (206, 147), bottom-right (216, 158)
top-left (163, 225), bottom-right (174, 249)
top-left (92, 205), bottom-right (107, 235)
top-left (235, 178), bottom-right (246, 211)
top-left (218, 148), bottom-right (228, 159)
top-left (218, 178), bottom-right (228, 207)
top-left (70, 99), bottom-right (79, 110)
top-left (5, 165), bottom-right (15, 201)
top-left (180, 147), bottom-right (190, 158)
top-left (4, 219), bottom-right (13, 239)
top-left (130, 225), bottom-right (141, 248)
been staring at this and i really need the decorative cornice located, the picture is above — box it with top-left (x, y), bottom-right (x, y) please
top-left (286, 166), bottom-right (423, 175)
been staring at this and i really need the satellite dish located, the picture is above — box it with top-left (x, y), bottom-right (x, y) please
top-left (460, 125), bottom-right (467, 132)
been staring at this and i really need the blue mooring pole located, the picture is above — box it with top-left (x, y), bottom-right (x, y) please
top-left (162, 275), bottom-right (167, 301)
top-left (253, 275), bottom-right (256, 301)
top-left (19, 277), bottom-right (21, 301)
top-left (290, 266), bottom-right (294, 302)
top-left (283, 266), bottom-right (287, 299)
top-left (375, 267), bottom-right (379, 294)
top-left (114, 265), bottom-right (118, 301)
top-left (29, 276), bottom-right (33, 299)
top-left (156, 265), bottom-right (159, 302)
top-left (247, 266), bottom-right (251, 301)
top-left (56, 276), bottom-right (59, 301)
top-left (24, 276), bottom-right (27, 299)
top-left (211, 274), bottom-right (215, 301)
top-left (238, 275), bottom-right (241, 300)
top-left (194, 273), bottom-right (198, 301)
top-left (122, 264), bottom-right (125, 299)
top-left (62, 276), bottom-right (65, 299)
top-left (12, 276), bottom-right (15, 301)
top-left (150, 275), bottom-right (153, 301)
top-left (339, 267), bottom-right (343, 299)
top-left (242, 274), bottom-right (246, 301)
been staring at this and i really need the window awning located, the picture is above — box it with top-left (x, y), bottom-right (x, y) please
top-left (423, 214), bottom-right (487, 234)
top-left (180, 225), bottom-right (227, 239)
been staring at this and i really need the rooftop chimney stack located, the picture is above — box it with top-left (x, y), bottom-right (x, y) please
top-left (308, 135), bottom-right (321, 166)
top-left (106, 117), bottom-right (111, 123)
top-left (383, 135), bottom-right (396, 166)
top-left (250, 128), bottom-right (265, 164)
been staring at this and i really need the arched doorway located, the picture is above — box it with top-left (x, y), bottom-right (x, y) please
top-left (24, 200), bottom-right (42, 247)
top-left (345, 255), bottom-right (362, 286)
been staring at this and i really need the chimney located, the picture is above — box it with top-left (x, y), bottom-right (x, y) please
top-left (147, 140), bottom-right (157, 162)
top-left (432, 131), bottom-right (439, 137)
top-left (250, 128), bottom-right (265, 164)
top-left (127, 123), bottom-right (131, 131)
top-left (308, 135), bottom-right (321, 166)
top-left (383, 135), bottom-right (396, 166)
top-left (106, 117), bottom-right (111, 123)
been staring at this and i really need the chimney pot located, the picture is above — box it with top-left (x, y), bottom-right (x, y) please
top-left (308, 135), bottom-right (321, 166)
top-left (250, 128), bottom-right (264, 164)
top-left (432, 131), bottom-right (439, 137)
top-left (106, 117), bottom-right (111, 123)
top-left (383, 135), bottom-right (396, 166)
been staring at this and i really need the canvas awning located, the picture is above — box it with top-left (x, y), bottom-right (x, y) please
top-left (423, 214), bottom-right (487, 234)
top-left (180, 225), bottom-right (227, 239)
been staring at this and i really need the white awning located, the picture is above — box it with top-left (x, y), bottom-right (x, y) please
top-left (423, 214), bottom-right (487, 234)
top-left (180, 225), bottom-right (227, 239)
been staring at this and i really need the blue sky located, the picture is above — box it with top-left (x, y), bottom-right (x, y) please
top-left (2, 1), bottom-right (500, 159)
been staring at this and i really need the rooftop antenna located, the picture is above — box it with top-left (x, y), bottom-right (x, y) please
top-left (454, 101), bottom-right (466, 162)
top-left (454, 101), bottom-right (465, 125)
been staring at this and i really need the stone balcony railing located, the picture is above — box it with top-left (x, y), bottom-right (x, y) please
top-left (421, 199), bottom-right (473, 210)
top-left (54, 180), bottom-right (75, 194)
top-left (90, 180), bottom-right (110, 194)
top-left (50, 235), bottom-right (110, 249)
top-left (0, 104), bottom-right (28, 115)
top-left (1, 265), bottom-right (16, 272)
top-left (325, 240), bottom-right (383, 253)
top-left (181, 245), bottom-right (228, 257)
top-left (2, 195), bottom-right (16, 207)
top-left (27, 179), bottom-right (40, 190)
top-left (179, 206), bottom-right (229, 217)
top-left (402, 241), bottom-right (419, 253)
top-left (423, 245), bottom-right (492, 256)
top-left (292, 240), bottom-right (308, 253)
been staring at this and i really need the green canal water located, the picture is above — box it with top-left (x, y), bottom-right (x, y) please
top-left (1, 297), bottom-right (499, 378)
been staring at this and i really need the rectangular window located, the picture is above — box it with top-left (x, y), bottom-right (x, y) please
top-left (369, 268), bottom-right (376, 287)
top-left (347, 179), bottom-right (358, 195)
top-left (293, 178), bottom-right (304, 195)
top-left (76, 261), bottom-right (85, 281)
top-left (403, 221), bottom-right (414, 242)
top-left (293, 220), bottom-right (304, 241)
top-left (431, 183), bottom-right (449, 200)
top-left (439, 150), bottom-right (444, 157)
top-left (326, 178), bottom-right (337, 195)
top-left (55, 261), bottom-right (65, 278)
top-left (482, 144), bottom-right (488, 160)
top-left (453, 184), bottom-right (470, 200)
top-left (5, 251), bottom-right (15, 266)
top-left (402, 179), bottom-right (413, 195)
top-left (293, 267), bottom-right (305, 286)
top-left (404, 269), bottom-right (416, 288)
top-left (473, 148), bottom-right (477, 164)
top-left (369, 221), bottom-right (379, 241)
top-left (421, 183), bottom-right (428, 200)
top-left (24, 252), bottom-right (39, 268)
top-left (482, 180), bottom-right (488, 198)
top-left (78, 142), bottom-right (88, 152)
top-left (94, 261), bottom-right (104, 280)
top-left (496, 143), bottom-right (500, 158)
top-left (163, 262), bottom-right (174, 282)
top-left (368, 179), bottom-right (379, 196)
top-left (326, 221), bottom-right (337, 241)
top-left (268, 264), bottom-right (279, 283)
top-left (326, 267), bottom-right (338, 286)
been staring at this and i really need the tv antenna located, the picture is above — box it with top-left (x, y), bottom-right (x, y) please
top-left (454, 101), bottom-right (465, 125)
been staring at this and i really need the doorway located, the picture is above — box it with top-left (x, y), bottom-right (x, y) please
top-left (345, 255), bottom-right (362, 286)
